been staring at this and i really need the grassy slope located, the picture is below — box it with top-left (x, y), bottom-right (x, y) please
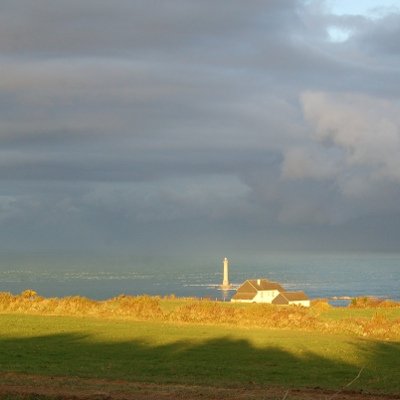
top-left (0, 314), bottom-right (399, 393)
top-left (318, 307), bottom-right (400, 321)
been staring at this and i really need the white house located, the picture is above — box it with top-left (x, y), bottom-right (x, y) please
top-left (231, 278), bottom-right (310, 307)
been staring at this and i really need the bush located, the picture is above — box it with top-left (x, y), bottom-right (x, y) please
top-left (106, 295), bottom-right (163, 319)
top-left (350, 297), bottom-right (400, 308)
top-left (168, 300), bottom-right (319, 330)
top-left (311, 299), bottom-right (332, 311)
top-left (20, 289), bottom-right (38, 299)
top-left (350, 297), bottom-right (382, 308)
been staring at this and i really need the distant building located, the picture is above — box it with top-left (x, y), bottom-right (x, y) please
top-left (221, 257), bottom-right (231, 289)
top-left (231, 278), bottom-right (310, 307)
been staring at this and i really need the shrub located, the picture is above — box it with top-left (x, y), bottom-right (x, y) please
top-left (20, 289), bottom-right (38, 299)
top-left (350, 297), bottom-right (383, 308)
top-left (311, 299), bottom-right (332, 311)
top-left (168, 300), bottom-right (320, 330)
top-left (105, 295), bottom-right (163, 319)
top-left (169, 300), bottom-right (236, 324)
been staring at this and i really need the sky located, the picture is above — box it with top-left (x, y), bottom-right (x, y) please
top-left (1, 0), bottom-right (400, 266)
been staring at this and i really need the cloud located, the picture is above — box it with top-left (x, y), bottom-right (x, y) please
top-left (301, 91), bottom-right (400, 183)
top-left (1, 0), bottom-right (400, 253)
top-left (81, 176), bottom-right (251, 223)
top-left (0, 0), bottom-right (299, 56)
top-left (281, 146), bottom-right (342, 180)
top-left (349, 12), bottom-right (400, 56)
top-left (275, 90), bottom-right (400, 226)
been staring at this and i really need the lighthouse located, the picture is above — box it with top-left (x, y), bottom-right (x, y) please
top-left (222, 257), bottom-right (230, 288)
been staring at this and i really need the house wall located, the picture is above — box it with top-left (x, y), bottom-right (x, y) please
top-left (252, 290), bottom-right (280, 303)
top-left (288, 300), bottom-right (310, 307)
top-left (231, 298), bottom-right (254, 303)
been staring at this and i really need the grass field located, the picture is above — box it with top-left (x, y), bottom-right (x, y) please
top-left (0, 313), bottom-right (400, 394)
top-left (318, 307), bottom-right (400, 321)
top-left (1, 293), bottom-right (400, 398)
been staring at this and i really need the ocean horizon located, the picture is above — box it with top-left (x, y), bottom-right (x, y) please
top-left (0, 251), bottom-right (399, 304)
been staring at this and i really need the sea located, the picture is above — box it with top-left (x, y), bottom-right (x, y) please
top-left (0, 252), bottom-right (399, 305)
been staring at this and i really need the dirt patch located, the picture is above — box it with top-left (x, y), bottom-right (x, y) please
top-left (0, 372), bottom-right (399, 400)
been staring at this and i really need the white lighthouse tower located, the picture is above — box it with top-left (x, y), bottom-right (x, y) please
top-left (221, 257), bottom-right (230, 289)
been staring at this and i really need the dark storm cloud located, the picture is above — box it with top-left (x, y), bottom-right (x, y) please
top-left (348, 12), bottom-right (400, 56)
top-left (1, 0), bottom-right (400, 253)
top-left (0, 0), bottom-right (298, 56)
top-left (0, 147), bottom-right (279, 182)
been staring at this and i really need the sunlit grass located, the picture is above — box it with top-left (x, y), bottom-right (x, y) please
top-left (1, 291), bottom-right (400, 340)
top-left (1, 313), bottom-right (399, 393)
top-left (319, 307), bottom-right (400, 320)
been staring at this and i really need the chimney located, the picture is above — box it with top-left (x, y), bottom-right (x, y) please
top-left (257, 279), bottom-right (261, 286)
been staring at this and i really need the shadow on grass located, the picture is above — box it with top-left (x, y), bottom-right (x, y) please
top-left (0, 333), bottom-right (399, 393)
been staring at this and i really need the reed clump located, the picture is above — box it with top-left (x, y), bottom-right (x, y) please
top-left (52, 296), bottom-right (99, 315)
top-left (105, 294), bottom-right (163, 319)
top-left (0, 290), bottom-right (162, 320)
top-left (350, 296), bottom-right (400, 308)
top-left (236, 302), bottom-right (319, 330)
top-left (310, 299), bottom-right (332, 311)
top-left (168, 299), bottom-right (319, 330)
top-left (169, 299), bottom-right (237, 324)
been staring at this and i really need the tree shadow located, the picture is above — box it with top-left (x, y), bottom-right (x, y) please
top-left (0, 332), bottom-right (399, 393)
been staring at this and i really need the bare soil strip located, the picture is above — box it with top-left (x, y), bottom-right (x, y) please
top-left (0, 373), bottom-right (399, 400)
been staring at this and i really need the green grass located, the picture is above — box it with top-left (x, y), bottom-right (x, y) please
top-left (0, 314), bottom-right (399, 394)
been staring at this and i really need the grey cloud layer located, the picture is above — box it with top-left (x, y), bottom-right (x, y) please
top-left (1, 0), bottom-right (400, 252)
top-left (0, 0), bottom-right (298, 55)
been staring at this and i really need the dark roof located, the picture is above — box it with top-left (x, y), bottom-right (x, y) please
top-left (281, 291), bottom-right (309, 301)
top-left (231, 292), bottom-right (256, 301)
top-left (236, 280), bottom-right (258, 294)
top-left (246, 279), bottom-right (285, 292)
top-left (272, 291), bottom-right (309, 304)
top-left (271, 293), bottom-right (289, 305)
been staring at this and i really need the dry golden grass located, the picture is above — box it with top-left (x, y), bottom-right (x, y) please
top-left (0, 291), bottom-right (162, 320)
top-left (1, 290), bottom-right (400, 339)
top-left (310, 299), bottom-right (332, 311)
top-left (350, 296), bottom-right (400, 308)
